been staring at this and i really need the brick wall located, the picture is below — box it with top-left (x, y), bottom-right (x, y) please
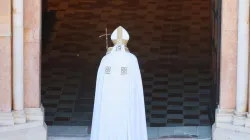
top-left (45, 0), bottom-right (212, 67)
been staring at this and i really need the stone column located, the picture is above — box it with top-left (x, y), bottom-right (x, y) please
top-left (246, 52), bottom-right (250, 127)
top-left (213, 1), bottom-right (250, 139)
top-left (234, 0), bottom-right (250, 126)
top-left (12, 0), bottom-right (26, 123)
top-left (246, 1), bottom-right (250, 128)
top-left (0, 0), bottom-right (14, 126)
top-left (0, 1), bottom-right (47, 139)
top-left (24, 0), bottom-right (44, 121)
top-left (215, 0), bottom-right (238, 125)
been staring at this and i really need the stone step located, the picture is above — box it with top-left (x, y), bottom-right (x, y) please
top-left (48, 126), bottom-right (89, 139)
top-left (48, 137), bottom-right (211, 140)
top-left (48, 137), bottom-right (89, 140)
top-left (47, 126), bottom-right (211, 140)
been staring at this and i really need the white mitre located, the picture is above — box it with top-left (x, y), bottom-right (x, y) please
top-left (107, 26), bottom-right (130, 54)
top-left (111, 26), bottom-right (130, 46)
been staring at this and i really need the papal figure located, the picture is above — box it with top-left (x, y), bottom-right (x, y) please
top-left (90, 26), bottom-right (148, 140)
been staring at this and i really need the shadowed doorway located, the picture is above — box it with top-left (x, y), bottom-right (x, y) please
top-left (41, 0), bottom-right (220, 129)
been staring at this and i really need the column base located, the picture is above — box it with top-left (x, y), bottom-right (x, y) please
top-left (25, 106), bottom-right (44, 121)
top-left (213, 124), bottom-right (250, 140)
top-left (13, 110), bottom-right (26, 124)
top-left (233, 111), bottom-right (247, 126)
top-left (0, 112), bottom-right (14, 126)
top-left (215, 108), bottom-right (234, 125)
top-left (245, 114), bottom-right (250, 127)
top-left (0, 121), bottom-right (47, 140)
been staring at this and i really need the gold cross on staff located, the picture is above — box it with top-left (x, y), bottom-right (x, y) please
top-left (99, 28), bottom-right (111, 49)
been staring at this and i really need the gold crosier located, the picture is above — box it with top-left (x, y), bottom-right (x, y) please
top-left (99, 28), bottom-right (111, 49)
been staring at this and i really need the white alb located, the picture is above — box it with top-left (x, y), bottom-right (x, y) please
top-left (90, 26), bottom-right (148, 140)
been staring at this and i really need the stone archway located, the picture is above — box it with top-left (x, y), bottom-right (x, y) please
top-left (0, 0), bottom-right (250, 140)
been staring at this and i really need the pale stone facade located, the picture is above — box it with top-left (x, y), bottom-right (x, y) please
top-left (213, 0), bottom-right (250, 139)
top-left (0, 0), bottom-right (47, 140)
top-left (0, 0), bottom-right (249, 139)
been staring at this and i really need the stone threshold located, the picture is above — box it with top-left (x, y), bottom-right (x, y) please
top-left (48, 126), bottom-right (212, 140)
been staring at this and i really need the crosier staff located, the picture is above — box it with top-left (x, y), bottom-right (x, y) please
top-left (99, 28), bottom-right (111, 49)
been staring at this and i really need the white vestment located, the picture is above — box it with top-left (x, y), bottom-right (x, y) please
top-left (90, 44), bottom-right (148, 140)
